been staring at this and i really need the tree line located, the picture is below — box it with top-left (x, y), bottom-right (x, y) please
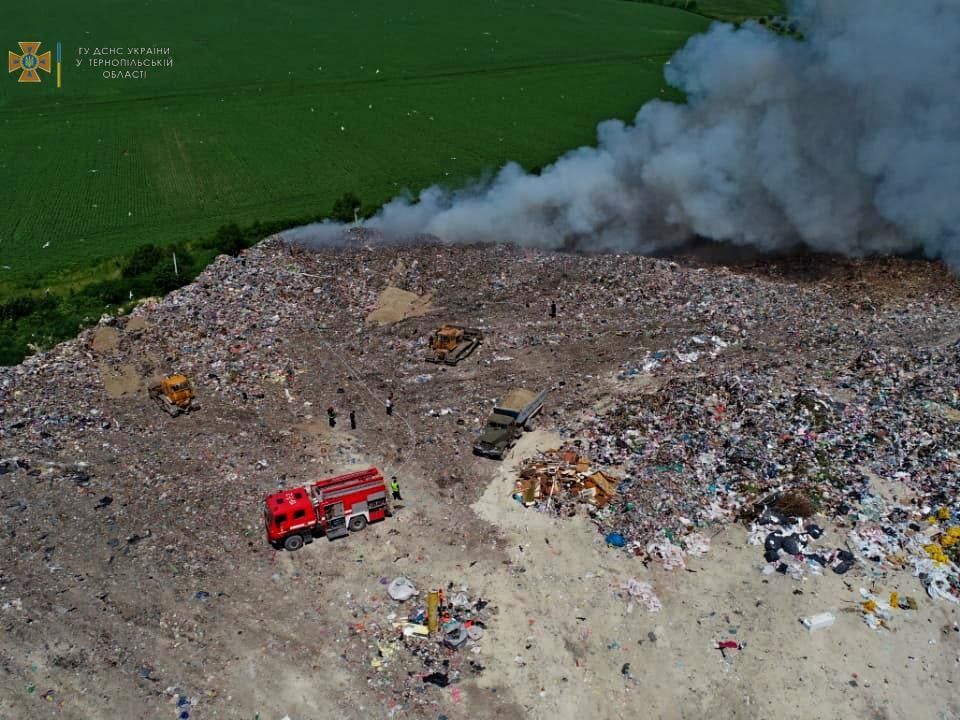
top-left (0, 193), bottom-right (367, 365)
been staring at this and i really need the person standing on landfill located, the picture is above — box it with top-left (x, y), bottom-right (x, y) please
top-left (390, 476), bottom-right (402, 501)
top-left (550, 300), bottom-right (557, 318)
top-left (349, 409), bottom-right (357, 430)
top-left (327, 406), bottom-right (336, 428)
top-left (386, 393), bottom-right (394, 416)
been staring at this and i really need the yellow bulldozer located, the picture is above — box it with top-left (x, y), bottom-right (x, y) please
top-left (148, 374), bottom-right (197, 416)
top-left (427, 325), bottom-right (483, 365)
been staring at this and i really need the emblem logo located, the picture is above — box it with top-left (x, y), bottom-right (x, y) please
top-left (8, 41), bottom-right (52, 83)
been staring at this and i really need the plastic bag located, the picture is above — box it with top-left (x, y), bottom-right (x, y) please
top-left (387, 576), bottom-right (418, 601)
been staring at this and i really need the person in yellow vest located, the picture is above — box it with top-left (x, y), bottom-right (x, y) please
top-left (390, 476), bottom-right (402, 501)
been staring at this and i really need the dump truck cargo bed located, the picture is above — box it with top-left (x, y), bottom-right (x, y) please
top-left (498, 388), bottom-right (538, 415)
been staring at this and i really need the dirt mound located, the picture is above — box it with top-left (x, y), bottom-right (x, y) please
top-left (365, 286), bottom-right (434, 325)
top-left (90, 327), bottom-right (120, 353)
top-left (99, 363), bottom-right (143, 398)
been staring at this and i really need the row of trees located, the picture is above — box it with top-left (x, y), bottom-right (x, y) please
top-left (628, 0), bottom-right (800, 36)
top-left (630, 0), bottom-right (699, 11)
top-left (0, 192), bottom-right (368, 365)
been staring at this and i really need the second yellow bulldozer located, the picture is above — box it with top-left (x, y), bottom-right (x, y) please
top-left (427, 325), bottom-right (482, 365)
top-left (148, 374), bottom-right (197, 416)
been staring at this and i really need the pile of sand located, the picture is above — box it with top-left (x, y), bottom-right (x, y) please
top-left (365, 286), bottom-right (434, 325)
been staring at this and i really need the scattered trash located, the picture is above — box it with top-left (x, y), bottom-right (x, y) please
top-left (387, 576), bottom-right (418, 602)
top-left (752, 517), bottom-right (848, 581)
top-left (423, 672), bottom-right (449, 688)
top-left (4, 236), bottom-right (960, 717)
top-left (606, 532), bottom-right (626, 548)
top-left (620, 578), bottom-right (662, 612)
top-left (802, 612), bottom-right (836, 631)
top-left (716, 640), bottom-right (744, 658)
top-left (442, 620), bottom-right (468, 649)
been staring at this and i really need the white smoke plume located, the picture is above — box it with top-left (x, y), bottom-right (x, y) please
top-left (285, 0), bottom-right (960, 262)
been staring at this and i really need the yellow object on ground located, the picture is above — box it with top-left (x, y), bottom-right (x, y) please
top-left (427, 590), bottom-right (439, 634)
top-left (924, 543), bottom-right (949, 564)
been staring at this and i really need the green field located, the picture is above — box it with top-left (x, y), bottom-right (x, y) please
top-left (1, 1), bottom-right (783, 362)
top-left (1, 0), bottom-right (718, 292)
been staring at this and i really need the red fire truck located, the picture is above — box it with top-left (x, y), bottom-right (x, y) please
top-left (264, 467), bottom-right (389, 551)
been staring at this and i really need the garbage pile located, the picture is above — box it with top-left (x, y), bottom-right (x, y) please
top-left (344, 576), bottom-right (495, 714)
top-left (512, 447), bottom-right (619, 513)
top-left (747, 506), bottom-right (848, 580)
top-left (845, 503), bottom-right (960, 605)
top-left (556, 333), bottom-right (960, 603)
top-left (4, 234), bottom-right (960, 715)
top-left (854, 586), bottom-right (920, 631)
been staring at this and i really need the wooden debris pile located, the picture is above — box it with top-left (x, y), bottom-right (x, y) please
top-left (513, 447), bottom-right (619, 509)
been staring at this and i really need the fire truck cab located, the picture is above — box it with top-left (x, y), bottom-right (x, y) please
top-left (264, 468), bottom-right (389, 551)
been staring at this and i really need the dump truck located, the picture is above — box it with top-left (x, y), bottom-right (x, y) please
top-left (427, 325), bottom-right (482, 365)
top-left (473, 387), bottom-right (548, 460)
top-left (148, 374), bottom-right (196, 416)
top-left (264, 467), bottom-right (389, 551)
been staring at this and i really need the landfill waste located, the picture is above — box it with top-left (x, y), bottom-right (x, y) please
top-left (856, 586), bottom-right (922, 631)
top-left (4, 236), bottom-right (960, 716)
top-left (501, 307), bottom-right (959, 603)
top-left (348, 577), bottom-right (494, 712)
top-left (801, 612), bottom-right (836, 632)
top-left (423, 672), bottom-right (449, 687)
top-left (750, 514), bottom-right (848, 580)
top-left (620, 578), bottom-right (662, 612)
top-left (606, 532), bottom-right (626, 548)
top-left (513, 447), bottom-right (619, 510)
top-left (858, 588), bottom-right (896, 631)
top-left (716, 640), bottom-right (744, 658)
top-left (387, 576), bottom-right (418, 602)
top-left (442, 620), bottom-right (468, 649)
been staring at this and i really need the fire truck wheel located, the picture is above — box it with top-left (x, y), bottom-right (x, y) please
top-left (283, 534), bottom-right (305, 551)
top-left (348, 515), bottom-right (367, 532)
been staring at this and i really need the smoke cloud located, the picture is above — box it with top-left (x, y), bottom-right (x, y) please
top-left (285, 0), bottom-right (960, 262)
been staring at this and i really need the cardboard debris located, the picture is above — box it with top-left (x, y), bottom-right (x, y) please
top-left (513, 447), bottom-right (619, 509)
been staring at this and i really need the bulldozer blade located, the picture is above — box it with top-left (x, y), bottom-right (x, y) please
top-left (444, 339), bottom-right (480, 365)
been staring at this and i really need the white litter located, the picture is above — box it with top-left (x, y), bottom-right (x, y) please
top-left (387, 576), bottom-right (417, 602)
top-left (802, 612), bottom-right (835, 631)
top-left (621, 578), bottom-right (662, 612)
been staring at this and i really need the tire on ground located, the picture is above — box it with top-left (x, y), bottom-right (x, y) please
top-left (348, 515), bottom-right (367, 532)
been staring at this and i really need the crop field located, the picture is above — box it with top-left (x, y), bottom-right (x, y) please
top-left (0, 0), bottom-right (704, 292)
top-left (0, 0), bottom-right (780, 295)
